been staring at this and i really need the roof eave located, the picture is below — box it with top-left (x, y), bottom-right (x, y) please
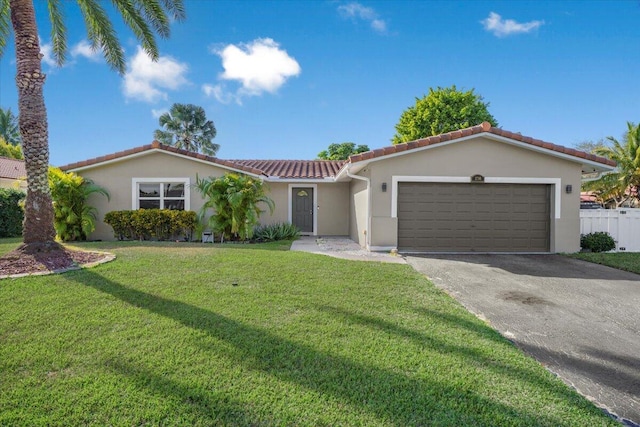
top-left (62, 144), bottom-right (268, 178)
top-left (347, 130), bottom-right (616, 173)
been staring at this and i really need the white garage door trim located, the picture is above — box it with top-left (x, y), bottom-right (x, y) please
top-left (391, 176), bottom-right (562, 219)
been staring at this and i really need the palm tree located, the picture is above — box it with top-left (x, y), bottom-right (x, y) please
top-left (0, 0), bottom-right (184, 250)
top-left (194, 173), bottom-right (274, 241)
top-left (584, 122), bottom-right (640, 207)
top-left (0, 107), bottom-right (21, 146)
top-left (154, 103), bottom-right (219, 156)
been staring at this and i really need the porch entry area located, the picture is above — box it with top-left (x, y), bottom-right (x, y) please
top-left (292, 186), bottom-right (314, 234)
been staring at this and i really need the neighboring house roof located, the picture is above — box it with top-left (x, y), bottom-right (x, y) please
top-left (348, 122), bottom-right (616, 171)
top-left (230, 159), bottom-right (345, 179)
top-left (0, 156), bottom-right (26, 180)
top-left (59, 122), bottom-right (616, 180)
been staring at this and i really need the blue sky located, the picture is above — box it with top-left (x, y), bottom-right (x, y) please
top-left (0, 1), bottom-right (639, 166)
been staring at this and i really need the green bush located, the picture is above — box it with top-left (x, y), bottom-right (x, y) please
top-left (104, 209), bottom-right (197, 241)
top-left (49, 167), bottom-right (109, 241)
top-left (194, 173), bottom-right (274, 242)
top-left (580, 232), bottom-right (616, 253)
top-left (253, 222), bottom-right (300, 242)
top-left (0, 188), bottom-right (25, 237)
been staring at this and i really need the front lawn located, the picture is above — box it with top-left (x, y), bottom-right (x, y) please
top-left (0, 237), bottom-right (21, 256)
top-left (0, 240), bottom-right (617, 426)
top-left (568, 252), bottom-right (640, 274)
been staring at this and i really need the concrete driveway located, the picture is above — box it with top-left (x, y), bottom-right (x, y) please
top-left (406, 254), bottom-right (640, 426)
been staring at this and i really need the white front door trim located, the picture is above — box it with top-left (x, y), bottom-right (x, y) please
top-left (391, 176), bottom-right (562, 219)
top-left (288, 183), bottom-right (318, 235)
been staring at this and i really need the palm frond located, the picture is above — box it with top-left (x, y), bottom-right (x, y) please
top-left (111, 0), bottom-right (158, 60)
top-left (0, 0), bottom-right (10, 58)
top-left (47, 0), bottom-right (67, 66)
top-left (134, 0), bottom-right (171, 38)
top-left (76, 0), bottom-right (126, 73)
top-left (158, 0), bottom-right (185, 21)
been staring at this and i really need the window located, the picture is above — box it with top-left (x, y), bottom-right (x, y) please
top-left (132, 178), bottom-right (190, 210)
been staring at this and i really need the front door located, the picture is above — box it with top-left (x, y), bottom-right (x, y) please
top-left (292, 187), bottom-right (314, 233)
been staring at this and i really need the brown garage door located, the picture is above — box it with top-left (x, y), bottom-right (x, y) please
top-left (397, 183), bottom-right (550, 252)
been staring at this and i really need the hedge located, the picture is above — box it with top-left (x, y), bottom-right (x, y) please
top-left (104, 209), bottom-right (197, 241)
top-left (0, 188), bottom-right (25, 237)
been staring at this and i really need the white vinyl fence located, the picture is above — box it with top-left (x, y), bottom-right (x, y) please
top-left (580, 209), bottom-right (640, 252)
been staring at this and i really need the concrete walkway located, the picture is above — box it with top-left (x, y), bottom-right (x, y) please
top-left (290, 236), bottom-right (405, 263)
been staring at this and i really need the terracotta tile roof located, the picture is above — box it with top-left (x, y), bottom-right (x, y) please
top-left (59, 141), bottom-right (268, 176)
top-left (230, 159), bottom-right (345, 179)
top-left (348, 121), bottom-right (617, 167)
top-left (0, 156), bottom-right (26, 180)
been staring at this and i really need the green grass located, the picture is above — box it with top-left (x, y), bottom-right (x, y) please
top-left (568, 251), bottom-right (640, 274)
top-left (0, 236), bottom-right (21, 256)
top-left (0, 240), bottom-right (618, 426)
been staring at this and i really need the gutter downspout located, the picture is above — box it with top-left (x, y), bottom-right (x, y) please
top-left (346, 165), bottom-right (371, 250)
top-left (581, 170), bottom-right (615, 182)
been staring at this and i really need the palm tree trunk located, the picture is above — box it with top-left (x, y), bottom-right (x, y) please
top-left (10, 0), bottom-right (57, 246)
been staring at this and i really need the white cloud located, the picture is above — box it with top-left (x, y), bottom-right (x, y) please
top-left (151, 108), bottom-right (168, 119)
top-left (39, 41), bottom-right (57, 68)
top-left (71, 40), bottom-right (101, 62)
top-left (123, 46), bottom-right (189, 102)
top-left (205, 38), bottom-right (300, 104)
top-left (203, 83), bottom-right (239, 105)
top-left (338, 2), bottom-right (387, 34)
top-left (481, 12), bottom-right (544, 37)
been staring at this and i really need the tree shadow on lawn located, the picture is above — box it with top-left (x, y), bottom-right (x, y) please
top-left (319, 305), bottom-right (597, 404)
top-left (104, 359), bottom-right (267, 425)
top-left (66, 269), bottom-right (607, 426)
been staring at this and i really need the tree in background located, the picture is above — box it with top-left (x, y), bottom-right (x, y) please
top-left (0, 136), bottom-right (23, 159)
top-left (317, 142), bottom-right (370, 160)
top-left (575, 139), bottom-right (607, 154)
top-left (0, 0), bottom-right (184, 252)
top-left (582, 122), bottom-right (640, 207)
top-left (392, 86), bottom-right (498, 144)
top-left (49, 167), bottom-right (109, 241)
top-left (0, 107), bottom-right (21, 146)
top-left (194, 173), bottom-right (274, 242)
top-left (154, 103), bottom-right (219, 156)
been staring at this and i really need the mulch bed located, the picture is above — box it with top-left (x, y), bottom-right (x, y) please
top-left (0, 244), bottom-right (113, 277)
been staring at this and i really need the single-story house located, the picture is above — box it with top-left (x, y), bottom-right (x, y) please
top-left (0, 156), bottom-right (26, 189)
top-left (59, 122), bottom-right (615, 253)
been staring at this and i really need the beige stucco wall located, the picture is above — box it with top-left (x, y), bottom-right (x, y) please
top-left (318, 182), bottom-right (350, 235)
top-left (349, 177), bottom-right (368, 246)
top-left (0, 178), bottom-right (26, 190)
top-left (78, 152), bottom-right (234, 240)
top-left (76, 152), bottom-right (350, 240)
top-left (265, 182), bottom-right (350, 235)
top-left (359, 137), bottom-right (583, 252)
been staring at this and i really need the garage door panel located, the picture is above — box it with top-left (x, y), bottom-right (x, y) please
top-left (398, 183), bottom-right (550, 252)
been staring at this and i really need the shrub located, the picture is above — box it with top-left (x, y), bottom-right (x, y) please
top-left (580, 232), bottom-right (616, 253)
top-left (0, 188), bottom-right (25, 237)
top-left (49, 167), bottom-right (109, 241)
top-left (253, 222), bottom-right (300, 242)
top-left (104, 209), bottom-right (197, 241)
top-left (194, 173), bottom-right (274, 241)
top-left (0, 137), bottom-right (23, 159)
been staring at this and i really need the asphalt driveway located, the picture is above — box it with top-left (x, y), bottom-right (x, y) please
top-left (406, 254), bottom-right (640, 426)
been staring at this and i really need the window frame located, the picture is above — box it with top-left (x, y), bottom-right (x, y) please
top-left (132, 177), bottom-right (191, 210)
